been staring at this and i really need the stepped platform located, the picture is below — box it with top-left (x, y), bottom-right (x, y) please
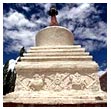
top-left (23, 52), bottom-right (89, 57)
top-left (28, 48), bottom-right (85, 53)
top-left (30, 45), bottom-right (81, 49)
top-left (20, 56), bottom-right (92, 62)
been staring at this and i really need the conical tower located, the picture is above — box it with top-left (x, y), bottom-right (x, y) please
top-left (4, 6), bottom-right (106, 106)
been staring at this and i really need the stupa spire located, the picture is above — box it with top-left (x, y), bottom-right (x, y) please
top-left (48, 6), bottom-right (58, 26)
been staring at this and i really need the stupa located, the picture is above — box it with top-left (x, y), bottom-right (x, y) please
top-left (3, 6), bottom-right (106, 106)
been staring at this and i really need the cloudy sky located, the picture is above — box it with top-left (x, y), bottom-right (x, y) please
top-left (3, 3), bottom-right (107, 76)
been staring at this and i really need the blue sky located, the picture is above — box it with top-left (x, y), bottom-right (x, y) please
top-left (3, 3), bottom-right (107, 76)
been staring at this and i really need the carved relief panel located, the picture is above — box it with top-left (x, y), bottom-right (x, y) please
top-left (15, 72), bottom-right (100, 92)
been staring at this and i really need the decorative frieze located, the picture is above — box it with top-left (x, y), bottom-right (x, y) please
top-left (15, 72), bottom-right (100, 92)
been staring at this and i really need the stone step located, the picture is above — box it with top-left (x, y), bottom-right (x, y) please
top-left (30, 45), bottom-right (81, 50)
top-left (23, 52), bottom-right (89, 57)
top-left (27, 48), bottom-right (85, 53)
top-left (15, 61), bottom-right (98, 74)
top-left (3, 90), bottom-right (106, 105)
top-left (21, 56), bottom-right (92, 62)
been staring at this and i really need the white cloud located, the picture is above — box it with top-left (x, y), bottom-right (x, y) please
top-left (98, 62), bottom-right (107, 77)
top-left (3, 10), bottom-right (37, 52)
top-left (4, 28), bottom-right (36, 52)
top-left (35, 17), bottom-right (48, 25)
top-left (22, 6), bottom-right (30, 12)
top-left (99, 62), bottom-right (107, 70)
top-left (44, 3), bottom-right (51, 13)
top-left (4, 11), bottom-right (36, 29)
top-left (98, 70), bottom-right (106, 77)
top-left (79, 3), bottom-right (90, 10)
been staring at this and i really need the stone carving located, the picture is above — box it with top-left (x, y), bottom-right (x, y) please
top-left (28, 74), bottom-right (45, 91)
top-left (88, 73), bottom-right (100, 91)
top-left (69, 72), bottom-right (87, 90)
top-left (43, 73), bottom-right (71, 91)
top-left (16, 72), bottom-right (100, 91)
top-left (16, 74), bottom-right (45, 91)
top-left (15, 75), bottom-right (32, 91)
